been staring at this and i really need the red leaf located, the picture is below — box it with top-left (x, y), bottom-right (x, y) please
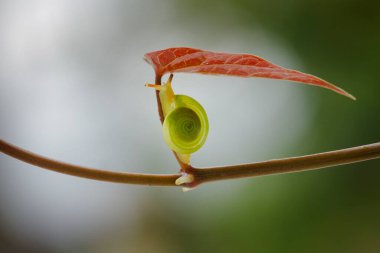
top-left (144, 47), bottom-right (355, 100)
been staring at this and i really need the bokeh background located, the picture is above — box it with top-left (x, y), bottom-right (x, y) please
top-left (1, 0), bottom-right (379, 252)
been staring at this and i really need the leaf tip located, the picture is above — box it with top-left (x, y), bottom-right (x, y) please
top-left (334, 86), bottom-right (356, 101)
top-left (347, 93), bottom-right (357, 101)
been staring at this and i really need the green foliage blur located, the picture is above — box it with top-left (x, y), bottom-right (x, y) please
top-left (167, 0), bottom-right (380, 252)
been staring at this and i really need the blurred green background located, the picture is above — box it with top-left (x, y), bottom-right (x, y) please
top-left (0, 0), bottom-right (379, 252)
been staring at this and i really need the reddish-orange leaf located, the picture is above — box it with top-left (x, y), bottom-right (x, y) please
top-left (144, 47), bottom-right (355, 100)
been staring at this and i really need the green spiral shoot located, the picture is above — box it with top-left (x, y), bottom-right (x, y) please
top-left (163, 95), bottom-right (209, 154)
top-left (146, 75), bottom-right (209, 157)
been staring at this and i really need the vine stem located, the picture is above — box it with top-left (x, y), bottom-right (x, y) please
top-left (191, 142), bottom-right (380, 186)
top-left (0, 139), bottom-right (179, 186)
top-left (1, 139), bottom-right (379, 187)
